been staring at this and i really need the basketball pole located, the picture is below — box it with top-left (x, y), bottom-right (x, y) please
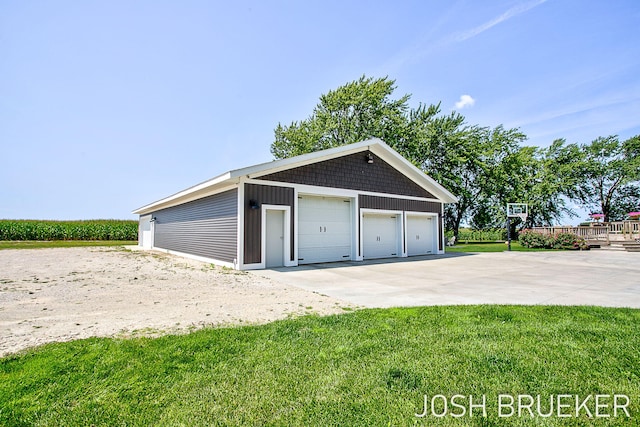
top-left (506, 216), bottom-right (511, 251)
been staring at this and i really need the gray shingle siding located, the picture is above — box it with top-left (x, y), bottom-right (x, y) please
top-left (260, 152), bottom-right (436, 199)
top-left (153, 189), bottom-right (238, 262)
top-left (359, 195), bottom-right (441, 213)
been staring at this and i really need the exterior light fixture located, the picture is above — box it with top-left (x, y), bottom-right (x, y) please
top-left (366, 152), bottom-right (374, 164)
top-left (249, 199), bottom-right (260, 210)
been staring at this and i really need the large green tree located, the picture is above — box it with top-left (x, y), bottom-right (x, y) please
top-left (270, 75), bottom-right (579, 237)
top-left (572, 135), bottom-right (640, 222)
top-left (470, 126), bottom-right (529, 230)
top-left (271, 76), bottom-right (439, 159)
top-left (477, 139), bottom-right (584, 229)
top-left (413, 122), bottom-right (524, 238)
top-left (526, 140), bottom-right (584, 226)
top-left (270, 76), bottom-right (473, 236)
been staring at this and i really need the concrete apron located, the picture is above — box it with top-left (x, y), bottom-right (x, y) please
top-left (252, 251), bottom-right (640, 308)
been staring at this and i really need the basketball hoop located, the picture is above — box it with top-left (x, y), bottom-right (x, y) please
top-left (506, 203), bottom-right (528, 251)
top-left (507, 203), bottom-right (528, 222)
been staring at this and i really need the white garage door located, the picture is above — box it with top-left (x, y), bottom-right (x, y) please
top-left (406, 214), bottom-right (437, 256)
top-left (363, 213), bottom-right (400, 259)
top-left (298, 196), bottom-right (352, 264)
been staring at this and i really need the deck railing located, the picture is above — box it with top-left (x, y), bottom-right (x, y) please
top-left (531, 221), bottom-right (640, 243)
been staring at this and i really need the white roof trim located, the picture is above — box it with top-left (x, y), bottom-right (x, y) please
top-left (132, 138), bottom-right (457, 215)
top-left (132, 172), bottom-right (233, 214)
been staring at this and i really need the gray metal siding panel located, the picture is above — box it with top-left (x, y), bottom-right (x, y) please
top-left (260, 152), bottom-right (436, 199)
top-left (244, 184), bottom-right (295, 264)
top-left (153, 189), bottom-right (238, 262)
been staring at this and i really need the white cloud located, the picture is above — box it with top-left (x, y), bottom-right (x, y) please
top-left (379, 0), bottom-right (548, 73)
top-left (453, 0), bottom-right (548, 43)
top-left (455, 94), bottom-right (476, 109)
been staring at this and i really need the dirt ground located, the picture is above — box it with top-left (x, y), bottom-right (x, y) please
top-left (0, 247), bottom-right (354, 357)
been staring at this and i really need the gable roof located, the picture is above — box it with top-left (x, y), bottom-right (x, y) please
top-left (132, 138), bottom-right (458, 215)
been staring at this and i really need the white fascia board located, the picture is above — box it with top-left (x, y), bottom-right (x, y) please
top-left (132, 172), bottom-right (235, 215)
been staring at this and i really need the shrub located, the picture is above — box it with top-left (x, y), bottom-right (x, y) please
top-left (456, 228), bottom-right (507, 242)
top-left (518, 229), bottom-right (588, 250)
top-left (518, 230), bottom-right (553, 248)
top-left (553, 232), bottom-right (589, 250)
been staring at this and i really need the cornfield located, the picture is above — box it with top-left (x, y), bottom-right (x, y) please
top-left (0, 220), bottom-right (138, 241)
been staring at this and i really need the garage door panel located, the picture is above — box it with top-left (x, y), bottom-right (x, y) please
top-left (407, 215), bottom-right (435, 256)
top-left (363, 213), bottom-right (399, 259)
top-left (327, 221), bottom-right (351, 236)
top-left (298, 196), bottom-right (352, 264)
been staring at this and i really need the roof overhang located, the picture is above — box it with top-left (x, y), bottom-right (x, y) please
top-left (132, 173), bottom-right (236, 215)
top-left (132, 138), bottom-right (458, 215)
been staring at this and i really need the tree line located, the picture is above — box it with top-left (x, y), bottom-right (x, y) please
top-left (271, 76), bottom-right (640, 238)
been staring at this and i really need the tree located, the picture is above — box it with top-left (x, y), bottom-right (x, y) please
top-left (412, 122), bottom-right (529, 238)
top-left (525, 140), bottom-right (584, 226)
top-left (408, 113), bottom-right (479, 238)
top-left (497, 140), bottom-right (584, 228)
top-left (573, 135), bottom-right (640, 222)
top-left (270, 75), bottom-right (538, 238)
top-left (607, 185), bottom-right (640, 220)
top-left (470, 126), bottom-right (529, 230)
top-left (271, 75), bottom-right (482, 237)
top-left (271, 76), bottom-right (437, 159)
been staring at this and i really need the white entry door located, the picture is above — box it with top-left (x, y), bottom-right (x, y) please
top-left (406, 214), bottom-right (436, 256)
top-left (362, 213), bottom-right (400, 259)
top-left (139, 215), bottom-right (153, 249)
top-left (298, 196), bottom-right (352, 264)
top-left (265, 210), bottom-right (285, 268)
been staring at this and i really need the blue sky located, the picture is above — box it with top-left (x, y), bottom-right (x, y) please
top-left (2, 0), bottom-right (639, 222)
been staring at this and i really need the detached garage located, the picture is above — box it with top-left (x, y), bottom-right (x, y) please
top-left (133, 138), bottom-right (457, 270)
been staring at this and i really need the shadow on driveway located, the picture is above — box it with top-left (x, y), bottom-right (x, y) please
top-left (268, 252), bottom-right (473, 273)
top-left (253, 251), bottom-right (640, 309)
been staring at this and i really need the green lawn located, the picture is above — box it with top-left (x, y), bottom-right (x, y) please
top-left (0, 240), bottom-right (138, 249)
top-left (446, 241), bottom-right (549, 252)
top-left (2, 306), bottom-right (638, 426)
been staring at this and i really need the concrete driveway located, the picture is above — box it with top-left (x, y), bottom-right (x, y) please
top-left (253, 251), bottom-right (640, 308)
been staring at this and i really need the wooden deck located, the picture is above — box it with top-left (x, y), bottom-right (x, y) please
top-left (532, 221), bottom-right (640, 247)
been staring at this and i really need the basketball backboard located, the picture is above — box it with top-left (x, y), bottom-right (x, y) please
top-left (507, 203), bottom-right (528, 220)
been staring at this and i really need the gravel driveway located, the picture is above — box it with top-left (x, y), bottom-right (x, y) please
top-left (0, 247), bottom-right (354, 357)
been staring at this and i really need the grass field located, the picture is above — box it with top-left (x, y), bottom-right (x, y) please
top-left (0, 240), bottom-right (138, 250)
top-left (1, 306), bottom-right (638, 426)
